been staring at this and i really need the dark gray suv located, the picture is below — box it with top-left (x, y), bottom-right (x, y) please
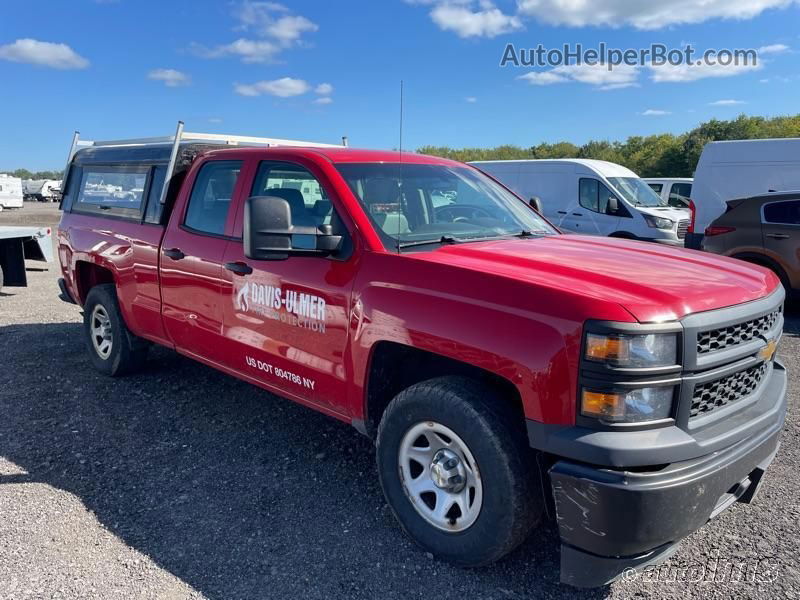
top-left (702, 192), bottom-right (799, 296)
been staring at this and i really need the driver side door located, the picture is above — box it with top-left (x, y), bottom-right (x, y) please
top-left (566, 178), bottom-right (620, 236)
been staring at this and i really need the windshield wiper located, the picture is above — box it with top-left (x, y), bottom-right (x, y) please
top-left (397, 235), bottom-right (460, 249)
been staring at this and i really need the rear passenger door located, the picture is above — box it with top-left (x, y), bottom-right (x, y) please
top-left (160, 159), bottom-right (247, 361)
top-left (762, 199), bottom-right (800, 287)
top-left (218, 160), bottom-right (356, 415)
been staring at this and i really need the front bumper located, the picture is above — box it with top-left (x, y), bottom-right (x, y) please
top-left (538, 362), bottom-right (787, 588)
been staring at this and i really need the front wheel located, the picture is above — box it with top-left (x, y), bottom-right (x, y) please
top-left (376, 376), bottom-right (542, 567)
top-left (83, 284), bottom-right (149, 376)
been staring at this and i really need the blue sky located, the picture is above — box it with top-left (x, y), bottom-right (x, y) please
top-left (1, 0), bottom-right (799, 170)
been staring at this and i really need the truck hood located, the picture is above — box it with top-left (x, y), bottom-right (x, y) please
top-left (414, 235), bottom-right (777, 322)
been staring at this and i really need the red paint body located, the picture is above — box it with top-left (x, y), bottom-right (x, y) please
top-left (58, 147), bottom-right (780, 428)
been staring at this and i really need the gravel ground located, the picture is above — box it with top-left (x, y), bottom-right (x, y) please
top-left (0, 203), bottom-right (798, 599)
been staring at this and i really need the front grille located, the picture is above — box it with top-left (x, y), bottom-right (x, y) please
top-left (690, 362), bottom-right (769, 418)
top-left (677, 219), bottom-right (689, 239)
top-left (697, 310), bottom-right (781, 354)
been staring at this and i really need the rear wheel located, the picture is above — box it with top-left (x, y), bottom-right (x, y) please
top-left (376, 376), bottom-right (542, 566)
top-left (83, 284), bottom-right (149, 376)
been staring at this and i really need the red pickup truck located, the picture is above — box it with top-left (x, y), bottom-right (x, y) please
top-left (57, 127), bottom-right (787, 587)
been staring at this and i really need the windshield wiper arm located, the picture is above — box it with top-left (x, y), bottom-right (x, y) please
top-left (397, 235), bottom-right (460, 249)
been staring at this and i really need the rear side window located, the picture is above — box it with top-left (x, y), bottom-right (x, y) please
top-left (763, 200), bottom-right (800, 225)
top-left (184, 161), bottom-right (242, 235)
top-left (74, 166), bottom-right (149, 219)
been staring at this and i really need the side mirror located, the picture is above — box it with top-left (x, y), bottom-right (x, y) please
top-left (607, 196), bottom-right (619, 215)
top-left (529, 196), bottom-right (543, 213)
top-left (244, 196), bottom-right (343, 261)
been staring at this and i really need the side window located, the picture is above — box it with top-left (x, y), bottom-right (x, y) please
top-left (763, 200), bottom-right (800, 225)
top-left (669, 183), bottom-right (692, 207)
top-left (143, 166), bottom-right (167, 225)
top-left (74, 166), bottom-right (149, 219)
top-left (185, 161), bottom-right (242, 235)
top-left (251, 161), bottom-right (331, 228)
top-left (579, 178), bottom-right (599, 212)
top-left (648, 183), bottom-right (663, 194)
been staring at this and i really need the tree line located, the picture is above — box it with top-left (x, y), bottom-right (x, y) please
top-left (418, 114), bottom-right (800, 177)
top-left (7, 168), bottom-right (64, 181)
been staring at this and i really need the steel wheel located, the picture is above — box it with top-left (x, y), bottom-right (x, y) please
top-left (398, 421), bottom-right (483, 532)
top-left (90, 304), bottom-right (113, 359)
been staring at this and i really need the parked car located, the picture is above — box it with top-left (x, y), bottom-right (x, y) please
top-left (688, 138), bottom-right (800, 249)
top-left (0, 173), bottom-right (24, 210)
top-left (644, 177), bottom-right (693, 209)
top-left (472, 159), bottom-right (690, 245)
top-left (57, 124), bottom-right (787, 588)
top-left (702, 191), bottom-right (799, 296)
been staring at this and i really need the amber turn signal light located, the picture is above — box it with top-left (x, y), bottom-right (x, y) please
top-left (585, 334), bottom-right (629, 363)
top-left (581, 390), bottom-right (626, 420)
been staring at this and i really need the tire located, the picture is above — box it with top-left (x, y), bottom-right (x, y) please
top-left (376, 376), bottom-right (542, 567)
top-left (83, 284), bottom-right (149, 376)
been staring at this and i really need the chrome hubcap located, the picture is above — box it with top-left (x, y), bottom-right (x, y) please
top-left (90, 305), bottom-right (113, 359)
top-left (398, 422), bottom-right (482, 532)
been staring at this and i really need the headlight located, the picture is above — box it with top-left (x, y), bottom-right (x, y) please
top-left (644, 215), bottom-right (674, 230)
top-left (581, 386), bottom-right (674, 423)
top-left (585, 332), bottom-right (678, 368)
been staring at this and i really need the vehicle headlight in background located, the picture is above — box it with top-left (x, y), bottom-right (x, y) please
top-left (581, 387), bottom-right (675, 423)
top-left (644, 215), bottom-right (674, 230)
top-left (586, 332), bottom-right (678, 368)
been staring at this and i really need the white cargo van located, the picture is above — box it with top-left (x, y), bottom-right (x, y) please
top-left (689, 138), bottom-right (800, 247)
top-left (471, 159), bottom-right (690, 245)
top-left (644, 178), bottom-right (693, 209)
top-left (0, 174), bottom-right (24, 210)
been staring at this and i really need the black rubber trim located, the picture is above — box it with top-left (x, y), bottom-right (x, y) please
top-left (57, 278), bottom-right (77, 305)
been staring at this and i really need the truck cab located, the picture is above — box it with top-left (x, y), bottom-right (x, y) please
top-left (57, 126), bottom-right (787, 588)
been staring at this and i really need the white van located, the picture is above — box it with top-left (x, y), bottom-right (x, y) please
top-left (644, 178), bottom-right (693, 209)
top-left (690, 138), bottom-right (800, 247)
top-left (471, 159), bottom-right (690, 245)
top-left (0, 174), bottom-right (24, 210)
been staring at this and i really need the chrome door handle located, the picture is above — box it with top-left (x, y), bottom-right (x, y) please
top-left (766, 233), bottom-right (790, 240)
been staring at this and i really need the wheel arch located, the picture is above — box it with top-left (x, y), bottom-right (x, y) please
top-left (74, 260), bottom-right (116, 305)
top-left (361, 341), bottom-right (524, 439)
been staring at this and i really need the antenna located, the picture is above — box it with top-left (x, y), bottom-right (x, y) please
top-left (397, 80), bottom-right (404, 254)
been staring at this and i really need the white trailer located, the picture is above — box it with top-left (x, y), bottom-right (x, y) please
top-left (0, 225), bottom-right (53, 292)
top-left (0, 174), bottom-right (24, 210)
top-left (22, 178), bottom-right (61, 202)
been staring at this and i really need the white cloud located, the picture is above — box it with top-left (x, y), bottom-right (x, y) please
top-left (465, 96), bottom-right (478, 103)
top-left (0, 38), bottom-right (88, 69)
top-left (197, 2), bottom-right (317, 63)
top-left (642, 109), bottom-right (672, 116)
top-left (758, 43), bottom-right (790, 54)
top-left (147, 68), bottom-right (191, 87)
top-left (709, 99), bottom-right (746, 105)
top-left (649, 60), bottom-right (762, 83)
top-left (518, 63), bottom-right (640, 89)
top-left (208, 118), bottom-right (224, 123)
top-left (516, 0), bottom-right (800, 30)
top-left (315, 82), bottom-right (333, 95)
top-left (195, 38), bottom-right (281, 63)
top-left (426, 1), bottom-right (522, 38)
top-left (235, 77), bottom-right (311, 97)
top-left (314, 96), bottom-right (333, 105)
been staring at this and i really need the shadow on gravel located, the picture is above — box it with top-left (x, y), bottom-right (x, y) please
top-left (0, 322), bottom-right (614, 600)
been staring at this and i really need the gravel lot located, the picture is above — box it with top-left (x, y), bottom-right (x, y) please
top-left (1, 203), bottom-right (798, 599)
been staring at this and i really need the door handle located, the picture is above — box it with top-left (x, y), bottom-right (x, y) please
top-left (224, 261), bottom-right (253, 275)
top-left (557, 210), bottom-right (568, 215)
top-left (164, 248), bottom-right (185, 260)
top-left (766, 233), bottom-right (790, 240)
top-left (572, 212), bottom-right (583, 217)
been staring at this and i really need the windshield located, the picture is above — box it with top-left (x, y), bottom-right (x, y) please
top-left (607, 177), bottom-right (667, 208)
top-left (336, 163), bottom-right (557, 250)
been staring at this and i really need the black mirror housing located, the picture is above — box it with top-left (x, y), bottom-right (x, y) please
top-left (244, 196), bottom-right (343, 261)
top-left (529, 196), bottom-right (543, 213)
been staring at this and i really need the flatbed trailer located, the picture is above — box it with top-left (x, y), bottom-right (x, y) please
top-left (0, 225), bottom-right (53, 292)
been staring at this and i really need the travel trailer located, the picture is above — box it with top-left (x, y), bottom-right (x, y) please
top-left (0, 174), bottom-right (23, 210)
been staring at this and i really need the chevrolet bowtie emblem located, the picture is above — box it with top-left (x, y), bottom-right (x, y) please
top-left (759, 339), bottom-right (777, 362)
